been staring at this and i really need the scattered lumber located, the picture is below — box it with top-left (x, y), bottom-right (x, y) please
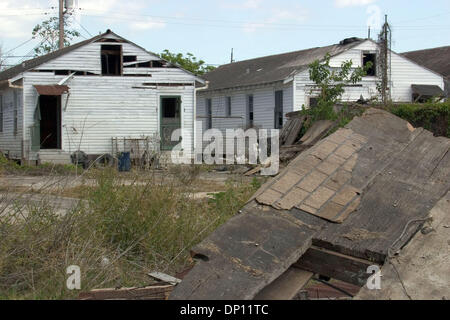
top-left (148, 272), bottom-right (182, 285)
top-left (244, 166), bottom-right (262, 176)
top-left (78, 284), bottom-right (174, 300)
top-left (299, 120), bottom-right (335, 146)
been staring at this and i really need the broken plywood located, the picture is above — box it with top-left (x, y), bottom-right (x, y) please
top-left (355, 192), bottom-right (450, 300)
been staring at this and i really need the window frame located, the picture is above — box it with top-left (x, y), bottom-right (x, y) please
top-left (308, 96), bottom-right (319, 108)
top-left (226, 96), bottom-right (232, 117)
top-left (247, 94), bottom-right (254, 128)
top-left (362, 51), bottom-right (377, 77)
top-left (274, 90), bottom-right (283, 129)
top-left (101, 44), bottom-right (123, 76)
top-left (206, 98), bottom-right (212, 130)
top-left (13, 91), bottom-right (18, 135)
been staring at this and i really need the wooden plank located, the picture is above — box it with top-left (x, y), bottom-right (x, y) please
top-left (169, 206), bottom-right (318, 300)
top-left (78, 284), bottom-right (174, 300)
top-left (284, 117), bottom-right (305, 146)
top-left (355, 192), bottom-right (450, 300)
top-left (299, 120), bottom-right (334, 145)
top-left (294, 246), bottom-right (376, 286)
top-left (148, 272), bottom-right (182, 285)
top-left (254, 268), bottom-right (313, 300)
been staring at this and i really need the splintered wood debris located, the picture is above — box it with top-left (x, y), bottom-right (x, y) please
top-left (170, 108), bottom-right (450, 300)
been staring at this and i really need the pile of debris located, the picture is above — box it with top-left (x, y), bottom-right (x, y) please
top-left (78, 272), bottom-right (181, 300)
top-left (279, 111), bottom-right (336, 163)
top-left (169, 108), bottom-right (450, 300)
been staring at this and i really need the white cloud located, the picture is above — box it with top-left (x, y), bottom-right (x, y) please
top-left (243, 7), bottom-right (309, 33)
top-left (0, 0), bottom-right (49, 39)
top-left (221, 0), bottom-right (263, 10)
top-left (129, 18), bottom-right (166, 31)
top-left (335, 0), bottom-right (377, 7)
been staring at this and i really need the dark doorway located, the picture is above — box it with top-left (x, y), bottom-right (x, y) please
top-left (39, 95), bottom-right (61, 149)
top-left (160, 96), bottom-right (181, 150)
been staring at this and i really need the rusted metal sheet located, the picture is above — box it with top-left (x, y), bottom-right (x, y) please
top-left (33, 84), bottom-right (69, 95)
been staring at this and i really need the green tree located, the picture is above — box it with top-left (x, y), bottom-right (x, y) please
top-left (32, 16), bottom-right (80, 56)
top-left (160, 50), bottom-right (215, 75)
top-left (306, 53), bottom-right (372, 120)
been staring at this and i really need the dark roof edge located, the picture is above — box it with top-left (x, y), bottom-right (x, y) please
top-left (401, 45), bottom-right (450, 55)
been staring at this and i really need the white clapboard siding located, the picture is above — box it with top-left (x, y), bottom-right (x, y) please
top-left (294, 40), bottom-right (444, 109)
top-left (0, 87), bottom-right (23, 159)
top-left (22, 72), bottom-right (195, 159)
top-left (0, 32), bottom-right (201, 162)
top-left (196, 83), bottom-right (293, 151)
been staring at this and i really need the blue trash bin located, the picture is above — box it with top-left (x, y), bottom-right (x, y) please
top-left (118, 152), bottom-right (131, 172)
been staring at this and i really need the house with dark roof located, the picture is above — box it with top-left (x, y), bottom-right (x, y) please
top-left (402, 46), bottom-right (450, 98)
top-left (0, 30), bottom-right (204, 163)
top-left (196, 38), bottom-right (445, 135)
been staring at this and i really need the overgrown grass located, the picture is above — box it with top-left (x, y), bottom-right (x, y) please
top-left (0, 154), bottom-right (79, 176)
top-left (0, 167), bottom-right (261, 299)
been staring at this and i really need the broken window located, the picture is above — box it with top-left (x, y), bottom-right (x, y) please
top-left (274, 90), bottom-right (283, 129)
top-left (309, 97), bottom-right (319, 108)
top-left (363, 52), bottom-right (376, 76)
top-left (101, 45), bottom-right (122, 76)
top-left (226, 96), bottom-right (232, 117)
top-left (247, 95), bottom-right (254, 128)
top-left (0, 95), bottom-right (3, 133)
top-left (206, 98), bottom-right (212, 130)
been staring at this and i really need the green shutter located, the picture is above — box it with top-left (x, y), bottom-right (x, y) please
top-left (30, 98), bottom-right (41, 152)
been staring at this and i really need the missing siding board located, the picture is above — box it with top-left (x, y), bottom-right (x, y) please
top-left (54, 70), bottom-right (97, 76)
top-left (95, 38), bottom-right (128, 43)
top-left (101, 45), bottom-right (122, 76)
top-left (124, 60), bottom-right (168, 68)
top-left (143, 83), bottom-right (192, 86)
top-left (123, 55), bottom-right (137, 63)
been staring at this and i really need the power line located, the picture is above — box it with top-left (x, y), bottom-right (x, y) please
top-left (3, 38), bottom-right (36, 56)
top-left (72, 18), bottom-right (93, 37)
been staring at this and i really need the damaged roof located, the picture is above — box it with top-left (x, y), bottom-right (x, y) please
top-left (170, 108), bottom-right (450, 300)
top-left (402, 46), bottom-right (450, 79)
top-left (201, 38), bottom-right (366, 91)
top-left (0, 31), bottom-right (107, 82)
top-left (0, 29), bottom-right (204, 83)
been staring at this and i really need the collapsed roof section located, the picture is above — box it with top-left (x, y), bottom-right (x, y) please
top-left (170, 108), bottom-right (450, 300)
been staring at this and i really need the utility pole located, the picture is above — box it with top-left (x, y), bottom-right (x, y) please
top-left (59, 0), bottom-right (64, 49)
top-left (230, 48), bottom-right (234, 63)
top-left (368, 26), bottom-right (371, 39)
top-left (378, 14), bottom-right (391, 105)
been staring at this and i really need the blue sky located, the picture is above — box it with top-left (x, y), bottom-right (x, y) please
top-left (1, 0), bottom-right (449, 68)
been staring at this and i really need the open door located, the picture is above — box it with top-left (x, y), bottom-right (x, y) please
top-left (39, 95), bottom-right (61, 149)
top-left (160, 96), bottom-right (181, 151)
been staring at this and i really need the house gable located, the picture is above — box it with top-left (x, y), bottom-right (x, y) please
top-left (0, 30), bottom-right (204, 83)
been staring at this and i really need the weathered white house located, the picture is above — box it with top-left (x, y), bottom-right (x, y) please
top-left (197, 38), bottom-right (445, 134)
top-left (0, 30), bottom-right (204, 164)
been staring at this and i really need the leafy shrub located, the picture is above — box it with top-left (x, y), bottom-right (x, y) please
top-left (389, 102), bottom-right (449, 137)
